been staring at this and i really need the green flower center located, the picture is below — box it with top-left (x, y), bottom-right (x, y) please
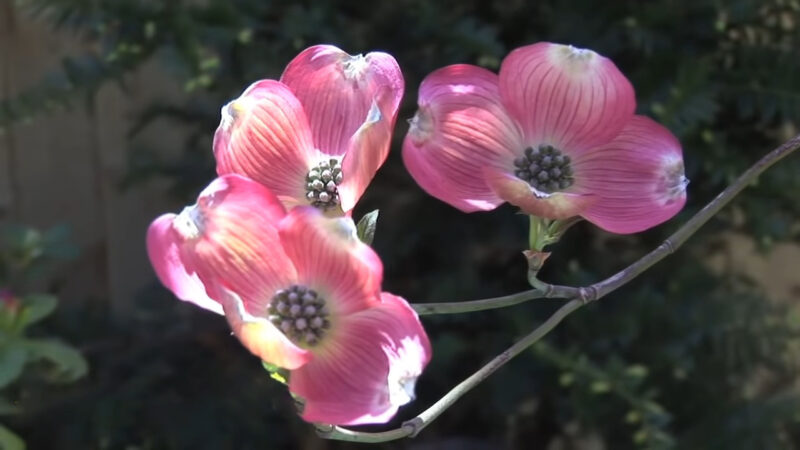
top-left (306, 158), bottom-right (343, 210)
top-left (268, 285), bottom-right (330, 346)
top-left (513, 144), bottom-right (574, 193)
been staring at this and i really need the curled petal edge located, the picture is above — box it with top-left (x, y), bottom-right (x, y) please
top-left (483, 167), bottom-right (595, 219)
top-left (219, 288), bottom-right (313, 370)
top-left (339, 101), bottom-right (391, 212)
top-left (290, 292), bottom-right (431, 425)
top-left (146, 214), bottom-right (222, 315)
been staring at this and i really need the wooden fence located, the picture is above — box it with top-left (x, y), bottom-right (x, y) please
top-left (0, 4), bottom-right (190, 319)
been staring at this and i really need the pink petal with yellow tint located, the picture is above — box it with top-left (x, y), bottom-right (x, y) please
top-left (177, 175), bottom-right (296, 316)
top-left (338, 102), bottom-right (391, 212)
top-left (281, 45), bottom-right (404, 156)
top-left (483, 167), bottom-right (595, 219)
top-left (219, 289), bottom-right (312, 370)
top-left (213, 80), bottom-right (318, 207)
top-left (290, 292), bottom-right (430, 425)
top-left (278, 207), bottom-right (382, 316)
top-left (402, 64), bottom-right (524, 212)
top-left (499, 42), bottom-right (635, 153)
top-left (146, 214), bottom-right (223, 314)
top-left (572, 116), bottom-right (688, 234)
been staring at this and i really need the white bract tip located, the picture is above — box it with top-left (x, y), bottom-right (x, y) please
top-left (173, 204), bottom-right (204, 240)
top-left (343, 53), bottom-right (369, 81)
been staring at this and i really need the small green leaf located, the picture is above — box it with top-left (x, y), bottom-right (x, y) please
top-left (0, 347), bottom-right (27, 389)
top-left (237, 29), bottom-right (253, 44)
top-left (17, 294), bottom-right (57, 328)
top-left (590, 380), bottom-right (611, 393)
top-left (632, 428), bottom-right (649, 445)
top-left (21, 339), bottom-right (88, 383)
top-left (261, 361), bottom-right (288, 385)
top-left (269, 371), bottom-right (287, 385)
top-left (625, 410), bottom-right (641, 424)
top-left (0, 423), bottom-right (25, 450)
top-left (625, 364), bottom-right (649, 379)
top-left (262, 361), bottom-right (280, 373)
top-left (356, 210), bottom-right (379, 245)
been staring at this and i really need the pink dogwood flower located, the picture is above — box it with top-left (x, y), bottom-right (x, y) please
top-left (403, 42), bottom-right (688, 234)
top-left (146, 175), bottom-right (431, 425)
top-left (213, 45), bottom-right (404, 215)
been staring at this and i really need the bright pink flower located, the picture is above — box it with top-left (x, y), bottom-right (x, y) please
top-left (213, 45), bottom-right (404, 215)
top-left (403, 42), bottom-right (688, 233)
top-left (146, 175), bottom-right (431, 425)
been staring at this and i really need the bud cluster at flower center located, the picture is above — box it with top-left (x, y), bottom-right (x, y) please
top-left (268, 285), bottom-right (330, 346)
top-left (513, 145), bottom-right (574, 193)
top-left (306, 158), bottom-right (343, 210)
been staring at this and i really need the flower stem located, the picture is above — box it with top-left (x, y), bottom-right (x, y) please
top-left (410, 133), bottom-right (800, 314)
top-left (412, 288), bottom-right (557, 315)
top-left (324, 134), bottom-right (800, 442)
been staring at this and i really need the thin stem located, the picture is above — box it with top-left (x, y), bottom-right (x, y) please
top-left (412, 289), bottom-right (544, 315)
top-left (317, 299), bottom-right (584, 443)
top-left (410, 134), bottom-right (800, 313)
top-left (412, 283), bottom-right (581, 315)
top-left (322, 134), bottom-right (800, 443)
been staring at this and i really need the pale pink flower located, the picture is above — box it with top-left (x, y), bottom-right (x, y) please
top-left (213, 45), bottom-right (404, 215)
top-left (403, 42), bottom-right (688, 233)
top-left (146, 175), bottom-right (431, 425)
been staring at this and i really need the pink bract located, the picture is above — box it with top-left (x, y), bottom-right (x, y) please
top-left (403, 42), bottom-right (688, 234)
top-left (214, 45), bottom-right (404, 215)
top-left (146, 175), bottom-right (431, 425)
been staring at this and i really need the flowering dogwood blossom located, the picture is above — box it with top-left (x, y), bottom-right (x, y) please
top-left (403, 42), bottom-right (688, 233)
top-left (213, 45), bottom-right (404, 215)
top-left (146, 175), bottom-right (430, 425)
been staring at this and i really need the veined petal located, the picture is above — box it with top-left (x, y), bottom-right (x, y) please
top-left (338, 102), bottom-right (391, 212)
top-left (219, 289), bottom-right (312, 370)
top-left (573, 116), bottom-right (688, 233)
top-left (278, 207), bottom-right (382, 316)
top-left (484, 167), bottom-right (595, 219)
top-left (213, 80), bottom-right (317, 207)
top-left (499, 42), bottom-right (635, 153)
top-left (146, 214), bottom-right (222, 314)
top-left (281, 45), bottom-right (404, 156)
top-left (176, 175), bottom-right (296, 316)
top-left (403, 64), bottom-right (524, 212)
top-left (290, 293), bottom-right (431, 425)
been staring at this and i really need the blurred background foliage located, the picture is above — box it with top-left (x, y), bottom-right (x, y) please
top-left (0, 224), bottom-right (87, 450)
top-left (2, 0), bottom-right (800, 448)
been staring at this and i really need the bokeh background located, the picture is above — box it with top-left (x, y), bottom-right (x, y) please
top-left (2, 0), bottom-right (800, 449)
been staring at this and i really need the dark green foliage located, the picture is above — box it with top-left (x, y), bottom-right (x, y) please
top-left (4, 0), bottom-right (800, 448)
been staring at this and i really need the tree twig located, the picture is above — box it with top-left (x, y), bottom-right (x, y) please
top-left (322, 134), bottom-right (800, 442)
top-left (410, 133), bottom-right (800, 312)
top-left (317, 299), bottom-right (584, 442)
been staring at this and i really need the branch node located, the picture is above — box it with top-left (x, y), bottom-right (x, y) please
top-left (314, 424), bottom-right (334, 437)
top-left (578, 286), bottom-right (598, 304)
top-left (401, 417), bottom-right (424, 438)
top-left (661, 239), bottom-right (676, 254)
